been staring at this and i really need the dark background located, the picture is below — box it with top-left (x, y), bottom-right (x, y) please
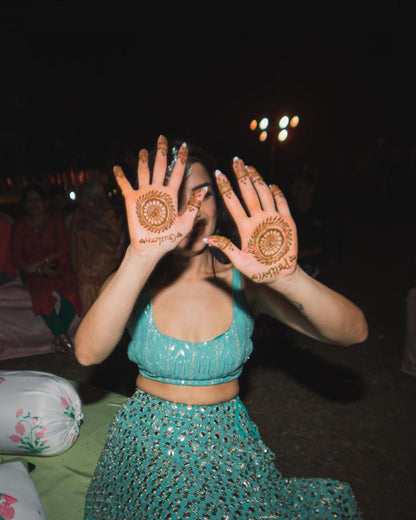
top-left (1, 2), bottom-right (413, 211)
top-left (1, 4), bottom-right (416, 519)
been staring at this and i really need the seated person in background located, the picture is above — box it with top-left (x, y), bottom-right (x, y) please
top-left (49, 184), bottom-right (72, 224)
top-left (11, 184), bottom-right (82, 352)
top-left (0, 213), bottom-right (16, 286)
top-left (67, 180), bottom-right (122, 314)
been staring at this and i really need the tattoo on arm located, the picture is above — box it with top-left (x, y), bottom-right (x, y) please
top-left (291, 301), bottom-right (304, 312)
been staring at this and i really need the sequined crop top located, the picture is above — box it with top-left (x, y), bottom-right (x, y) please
top-left (127, 268), bottom-right (254, 386)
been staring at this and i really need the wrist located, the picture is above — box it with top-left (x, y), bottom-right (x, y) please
top-left (267, 264), bottom-right (304, 292)
top-left (124, 244), bottom-right (161, 270)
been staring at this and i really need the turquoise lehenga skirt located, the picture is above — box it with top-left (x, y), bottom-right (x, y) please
top-left (84, 389), bottom-right (362, 519)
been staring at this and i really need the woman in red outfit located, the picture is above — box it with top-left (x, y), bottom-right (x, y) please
top-left (11, 184), bottom-right (82, 352)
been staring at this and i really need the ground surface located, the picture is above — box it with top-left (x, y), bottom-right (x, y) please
top-left (2, 207), bottom-right (415, 520)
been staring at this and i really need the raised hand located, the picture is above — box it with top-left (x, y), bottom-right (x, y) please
top-left (114, 136), bottom-right (207, 259)
top-left (206, 157), bottom-right (298, 283)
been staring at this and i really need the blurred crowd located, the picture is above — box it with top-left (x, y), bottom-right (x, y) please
top-left (1, 165), bottom-right (414, 376)
top-left (0, 166), bottom-right (330, 354)
top-left (0, 178), bottom-right (126, 353)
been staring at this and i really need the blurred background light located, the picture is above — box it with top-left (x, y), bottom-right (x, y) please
top-left (259, 131), bottom-right (268, 142)
top-left (279, 116), bottom-right (289, 129)
top-left (259, 118), bottom-right (269, 130)
top-left (290, 115), bottom-right (299, 127)
top-left (278, 129), bottom-right (288, 141)
top-left (250, 119), bottom-right (258, 131)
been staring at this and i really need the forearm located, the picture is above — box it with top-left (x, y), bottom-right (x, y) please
top-left (74, 246), bottom-right (160, 365)
top-left (266, 266), bottom-right (368, 346)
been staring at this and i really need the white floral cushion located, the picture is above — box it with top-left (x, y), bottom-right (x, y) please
top-left (0, 461), bottom-right (46, 519)
top-left (0, 371), bottom-right (83, 456)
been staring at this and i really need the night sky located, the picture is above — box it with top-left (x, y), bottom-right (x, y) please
top-left (0, 3), bottom-right (410, 197)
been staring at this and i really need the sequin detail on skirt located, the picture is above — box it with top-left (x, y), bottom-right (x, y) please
top-left (84, 389), bottom-right (363, 519)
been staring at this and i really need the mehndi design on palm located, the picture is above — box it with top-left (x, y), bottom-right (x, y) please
top-left (247, 216), bottom-right (293, 266)
top-left (113, 136), bottom-right (206, 256)
top-left (136, 190), bottom-right (176, 233)
top-left (207, 158), bottom-right (298, 283)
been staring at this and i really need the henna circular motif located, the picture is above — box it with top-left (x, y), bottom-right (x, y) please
top-left (136, 190), bottom-right (176, 234)
top-left (247, 217), bottom-right (292, 265)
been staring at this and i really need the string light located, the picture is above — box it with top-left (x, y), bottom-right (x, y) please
top-left (249, 114), bottom-right (300, 143)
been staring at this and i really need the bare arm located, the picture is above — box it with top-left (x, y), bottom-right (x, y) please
top-left (74, 137), bottom-right (207, 366)
top-left (246, 266), bottom-right (368, 346)
top-left (207, 158), bottom-right (368, 347)
top-left (74, 246), bottom-right (159, 365)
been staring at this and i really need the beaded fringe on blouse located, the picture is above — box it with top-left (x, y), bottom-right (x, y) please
top-left (84, 389), bottom-right (363, 519)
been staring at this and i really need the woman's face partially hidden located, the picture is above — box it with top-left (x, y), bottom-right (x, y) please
top-left (177, 162), bottom-right (217, 253)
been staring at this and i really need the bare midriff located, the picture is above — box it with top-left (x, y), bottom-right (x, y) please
top-left (136, 374), bottom-right (240, 405)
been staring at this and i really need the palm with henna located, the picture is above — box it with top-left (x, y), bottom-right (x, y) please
top-left (207, 157), bottom-right (298, 284)
top-left (114, 136), bottom-right (207, 260)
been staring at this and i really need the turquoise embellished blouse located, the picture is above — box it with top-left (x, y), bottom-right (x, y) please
top-left (127, 268), bottom-right (254, 386)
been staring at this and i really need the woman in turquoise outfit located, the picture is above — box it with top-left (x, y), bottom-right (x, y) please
top-left (75, 136), bottom-right (368, 519)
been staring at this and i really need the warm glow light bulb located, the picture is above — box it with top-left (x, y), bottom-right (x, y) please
top-left (290, 115), bottom-right (299, 127)
top-left (278, 129), bottom-right (288, 141)
top-left (259, 118), bottom-right (269, 130)
top-left (279, 116), bottom-right (289, 129)
top-left (259, 131), bottom-right (268, 142)
top-left (250, 119), bottom-right (258, 131)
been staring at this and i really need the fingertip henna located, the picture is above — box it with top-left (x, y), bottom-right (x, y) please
top-left (270, 184), bottom-right (285, 198)
top-left (209, 235), bottom-right (232, 251)
top-left (139, 149), bottom-right (149, 164)
top-left (233, 157), bottom-right (249, 184)
top-left (216, 175), bottom-right (233, 199)
top-left (248, 167), bottom-right (265, 186)
top-left (187, 187), bottom-right (207, 212)
top-left (113, 166), bottom-right (125, 179)
top-left (177, 143), bottom-right (188, 165)
top-left (157, 135), bottom-right (168, 156)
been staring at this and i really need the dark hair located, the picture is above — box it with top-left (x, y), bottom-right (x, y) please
top-left (20, 183), bottom-right (48, 206)
top-left (149, 139), bottom-right (239, 265)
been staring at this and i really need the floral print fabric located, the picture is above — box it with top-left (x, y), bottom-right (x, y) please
top-left (0, 462), bottom-right (46, 520)
top-left (0, 371), bottom-right (83, 456)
